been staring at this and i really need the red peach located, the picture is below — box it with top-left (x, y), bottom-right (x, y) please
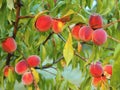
top-left (92, 76), bottom-right (106, 87)
top-left (22, 72), bottom-right (33, 85)
top-left (27, 55), bottom-right (40, 67)
top-left (71, 25), bottom-right (81, 40)
top-left (3, 66), bottom-right (14, 77)
top-left (35, 15), bottom-right (52, 32)
top-left (2, 37), bottom-right (17, 53)
top-left (15, 60), bottom-right (28, 75)
top-left (92, 29), bottom-right (107, 46)
top-left (90, 62), bottom-right (103, 77)
top-left (52, 19), bottom-right (64, 33)
top-left (89, 14), bottom-right (103, 29)
top-left (79, 26), bottom-right (93, 42)
top-left (104, 65), bottom-right (112, 75)
top-left (104, 65), bottom-right (112, 79)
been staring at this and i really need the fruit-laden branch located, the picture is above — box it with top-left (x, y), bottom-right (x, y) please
top-left (6, 0), bottom-right (22, 65)
top-left (103, 19), bottom-right (120, 29)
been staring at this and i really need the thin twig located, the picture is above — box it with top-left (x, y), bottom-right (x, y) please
top-left (103, 19), bottom-right (120, 29)
top-left (38, 32), bottom-right (54, 51)
top-left (35, 56), bottom-right (64, 69)
top-left (107, 35), bottom-right (120, 43)
top-left (18, 15), bottom-right (35, 19)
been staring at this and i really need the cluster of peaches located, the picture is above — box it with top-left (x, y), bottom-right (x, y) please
top-left (3, 55), bottom-right (40, 85)
top-left (71, 14), bottom-right (107, 46)
top-left (90, 62), bottom-right (112, 87)
top-left (1, 37), bottom-right (40, 85)
top-left (34, 13), bottom-right (107, 46)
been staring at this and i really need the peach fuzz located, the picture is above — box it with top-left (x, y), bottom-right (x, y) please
top-left (15, 60), bottom-right (28, 75)
top-left (79, 26), bottom-right (93, 42)
top-left (2, 37), bottom-right (17, 53)
top-left (35, 15), bottom-right (52, 32)
top-left (92, 76), bottom-right (106, 87)
top-left (3, 66), bottom-right (14, 77)
top-left (22, 72), bottom-right (33, 85)
top-left (52, 19), bottom-right (64, 33)
top-left (90, 62), bottom-right (103, 77)
top-left (27, 55), bottom-right (40, 67)
top-left (92, 29), bottom-right (107, 46)
top-left (89, 14), bottom-right (103, 29)
top-left (71, 25), bottom-right (81, 40)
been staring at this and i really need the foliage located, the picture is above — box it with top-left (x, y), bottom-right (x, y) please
top-left (0, 0), bottom-right (120, 90)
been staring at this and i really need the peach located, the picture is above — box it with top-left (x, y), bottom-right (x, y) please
top-left (22, 72), bottom-right (33, 85)
top-left (92, 76), bottom-right (106, 87)
top-left (71, 25), bottom-right (81, 40)
top-left (90, 62), bottom-right (103, 77)
top-left (15, 60), bottom-right (28, 75)
top-left (92, 29), bottom-right (107, 45)
top-left (104, 65), bottom-right (112, 79)
top-left (79, 26), bottom-right (93, 42)
top-left (3, 66), bottom-right (14, 77)
top-left (2, 37), bottom-right (17, 53)
top-left (35, 15), bottom-right (52, 32)
top-left (27, 55), bottom-right (40, 67)
top-left (52, 19), bottom-right (64, 33)
top-left (89, 14), bottom-right (103, 29)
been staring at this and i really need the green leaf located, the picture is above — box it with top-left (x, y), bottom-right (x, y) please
top-left (111, 56), bottom-right (120, 88)
top-left (68, 81), bottom-right (78, 90)
top-left (0, 0), bottom-right (2, 8)
top-left (7, 0), bottom-right (14, 10)
top-left (63, 33), bottom-right (74, 66)
top-left (113, 44), bottom-right (120, 60)
top-left (62, 9), bottom-right (75, 18)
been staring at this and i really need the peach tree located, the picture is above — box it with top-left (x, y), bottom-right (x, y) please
top-left (0, 0), bottom-right (120, 90)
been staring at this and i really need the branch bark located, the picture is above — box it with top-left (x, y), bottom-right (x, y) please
top-left (6, 0), bottom-right (21, 65)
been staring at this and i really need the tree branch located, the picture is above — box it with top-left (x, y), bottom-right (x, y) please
top-left (35, 56), bottom-right (64, 69)
top-left (107, 35), bottom-right (120, 43)
top-left (18, 15), bottom-right (35, 19)
top-left (103, 19), bottom-right (120, 29)
top-left (6, 0), bottom-right (22, 66)
top-left (38, 32), bottom-right (54, 51)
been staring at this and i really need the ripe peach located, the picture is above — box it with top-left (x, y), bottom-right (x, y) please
top-left (79, 26), bottom-right (93, 42)
top-left (90, 62), bottom-right (103, 77)
top-left (3, 66), bottom-right (14, 77)
top-left (2, 37), bottom-right (17, 53)
top-left (22, 72), bottom-right (33, 85)
top-left (15, 60), bottom-right (28, 75)
top-left (92, 29), bottom-right (107, 46)
top-left (52, 19), bottom-right (64, 33)
top-left (92, 76), bottom-right (106, 87)
top-left (71, 25), bottom-right (81, 40)
top-left (35, 15), bottom-right (52, 32)
top-left (27, 55), bottom-right (40, 67)
top-left (89, 14), bottom-right (103, 29)
top-left (104, 65), bottom-right (112, 75)
top-left (104, 65), bottom-right (112, 79)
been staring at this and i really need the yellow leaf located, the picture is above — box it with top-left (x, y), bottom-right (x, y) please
top-left (63, 33), bottom-right (74, 66)
top-left (31, 68), bottom-right (39, 83)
